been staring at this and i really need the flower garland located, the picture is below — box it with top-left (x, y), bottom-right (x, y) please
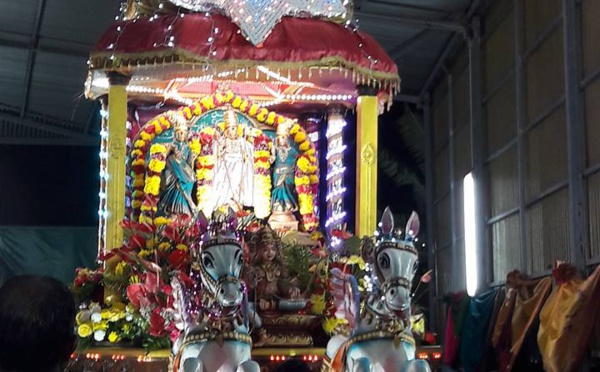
top-left (253, 133), bottom-right (272, 218)
top-left (140, 144), bottom-right (168, 223)
top-left (128, 91), bottom-right (319, 229)
top-left (289, 123), bottom-right (319, 231)
top-left (130, 115), bottom-right (173, 220)
top-left (195, 127), bottom-right (216, 215)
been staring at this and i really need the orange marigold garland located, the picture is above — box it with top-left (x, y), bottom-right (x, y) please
top-left (140, 144), bottom-right (168, 223)
top-left (129, 115), bottom-right (173, 220)
top-left (253, 133), bottom-right (272, 218)
top-left (195, 127), bottom-right (216, 215)
top-left (289, 123), bottom-right (319, 231)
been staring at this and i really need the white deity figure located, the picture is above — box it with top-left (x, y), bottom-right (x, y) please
top-left (208, 110), bottom-right (255, 212)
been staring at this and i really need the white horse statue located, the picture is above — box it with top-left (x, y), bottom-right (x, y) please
top-left (323, 208), bottom-right (432, 372)
top-left (170, 211), bottom-right (261, 372)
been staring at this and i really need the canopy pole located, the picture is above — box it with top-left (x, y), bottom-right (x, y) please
top-left (355, 85), bottom-right (379, 237)
top-left (104, 72), bottom-right (130, 252)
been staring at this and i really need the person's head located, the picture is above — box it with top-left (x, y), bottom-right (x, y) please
top-left (0, 275), bottom-right (76, 372)
top-left (274, 359), bottom-right (312, 372)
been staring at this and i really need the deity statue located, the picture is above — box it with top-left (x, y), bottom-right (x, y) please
top-left (246, 226), bottom-right (301, 312)
top-left (246, 226), bottom-right (319, 347)
top-left (271, 121), bottom-right (299, 214)
top-left (158, 120), bottom-right (197, 217)
top-left (209, 110), bottom-right (255, 212)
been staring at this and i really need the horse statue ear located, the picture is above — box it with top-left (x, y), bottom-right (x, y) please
top-left (196, 210), bottom-right (209, 233)
top-left (405, 211), bottom-right (420, 240)
top-left (380, 207), bottom-right (394, 235)
top-left (227, 207), bottom-right (238, 230)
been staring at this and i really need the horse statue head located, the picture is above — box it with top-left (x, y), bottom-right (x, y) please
top-left (196, 212), bottom-right (245, 310)
top-left (363, 207), bottom-right (420, 319)
top-left (170, 209), bottom-right (260, 372)
top-left (324, 208), bottom-right (430, 372)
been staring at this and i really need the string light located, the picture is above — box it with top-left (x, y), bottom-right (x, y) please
top-left (325, 111), bottom-right (347, 230)
top-left (97, 102), bottom-right (109, 255)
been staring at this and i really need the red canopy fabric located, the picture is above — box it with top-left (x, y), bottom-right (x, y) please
top-left (90, 13), bottom-right (399, 85)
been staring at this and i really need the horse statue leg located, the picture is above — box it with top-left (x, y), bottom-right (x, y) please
top-left (182, 358), bottom-right (203, 372)
top-left (236, 360), bottom-right (260, 372)
top-left (348, 357), bottom-right (372, 372)
top-left (401, 359), bottom-right (432, 372)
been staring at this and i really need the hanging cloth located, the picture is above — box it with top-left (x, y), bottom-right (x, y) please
top-left (538, 264), bottom-right (600, 372)
top-left (491, 270), bottom-right (552, 371)
top-left (477, 287), bottom-right (506, 372)
top-left (442, 292), bottom-right (470, 367)
top-left (459, 289), bottom-right (498, 372)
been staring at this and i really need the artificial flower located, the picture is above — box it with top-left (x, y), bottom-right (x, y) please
top-left (76, 310), bottom-right (91, 325)
top-left (189, 140), bottom-right (201, 155)
top-left (310, 294), bottom-right (326, 315)
top-left (158, 242), bottom-right (171, 252)
top-left (93, 321), bottom-right (108, 332)
top-left (150, 143), bottom-right (167, 155)
top-left (248, 104), bottom-right (259, 116)
top-left (132, 178), bottom-right (145, 188)
top-left (140, 131), bottom-right (152, 141)
top-left (294, 131), bottom-right (306, 143)
top-left (108, 331), bottom-right (120, 343)
top-left (299, 141), bottom-right (311, 152)
top-left (131, 158), bottom-right (145, 167)
top-left (148, 159), bottom-right (166, 173)
top-left (341, 255), bottom-right (366, 270)
top-left (77, 323), bottom-right (93, 338)
top-left (143, 176), bottom-right (161, 196)
top-left (114, 261), bottom-right (128, 277)
top-left (297, 157), bottom-right (310, 173)
top-left (154, 217), bottom-right (171, 226)
top-left (197, 156), bottom-right (214, 167)
top-left (323, 318), bottom-right (348, 335)
top-left (91, 312), bottom-right (102, 323)
top-left (94, 330), bottom-right (106, 342)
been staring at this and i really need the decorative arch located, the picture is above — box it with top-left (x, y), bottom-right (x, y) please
top-left (128, 91), bottom-right (319, 230)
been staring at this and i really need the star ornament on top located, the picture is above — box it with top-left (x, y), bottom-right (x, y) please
top-left (169, 0), bottom-right (348, 45)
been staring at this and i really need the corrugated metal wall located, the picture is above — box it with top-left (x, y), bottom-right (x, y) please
top-left (430, 0), bottom-right (600, 306)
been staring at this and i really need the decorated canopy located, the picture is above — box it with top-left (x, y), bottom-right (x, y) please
top-left (85, 0), bottom-right (400, 107)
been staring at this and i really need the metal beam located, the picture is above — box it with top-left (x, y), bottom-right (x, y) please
top-left (423, 92), bottom-right (437, 333)
top-left (514, 0), bottom-right (528, 273)
top-left (20, 0), bottom-right (47, 118)
top-left (0, 36), bottom-right (91, 58)
top-left (355, 11), bottom-right (466, 33)
top-left (0, 112), bottom-right (97, 143)
top-left (469, 16), bottom-right (487, 290)
top-left (366, 0), bottom-right (456, 15)
top-left (393, 93), bottom-right (420, 104)
top-left (0, 137), bottom-right (98, 146)
top-left (388, 29), bottom-right (432, 60)
top-left (447, 70), bottom-right (458, 290)
top-left (563, 0), bottom-right (586, 270)
top-left (418, 34), bottom-right (463, 100)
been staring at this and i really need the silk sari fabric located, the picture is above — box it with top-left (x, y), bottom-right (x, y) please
top-left (459, 289), bottom-right (498, 372)
top-left (491, 271), bottom-right (552, 371)
top-left (538, 265), bottom-right (600, 372)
